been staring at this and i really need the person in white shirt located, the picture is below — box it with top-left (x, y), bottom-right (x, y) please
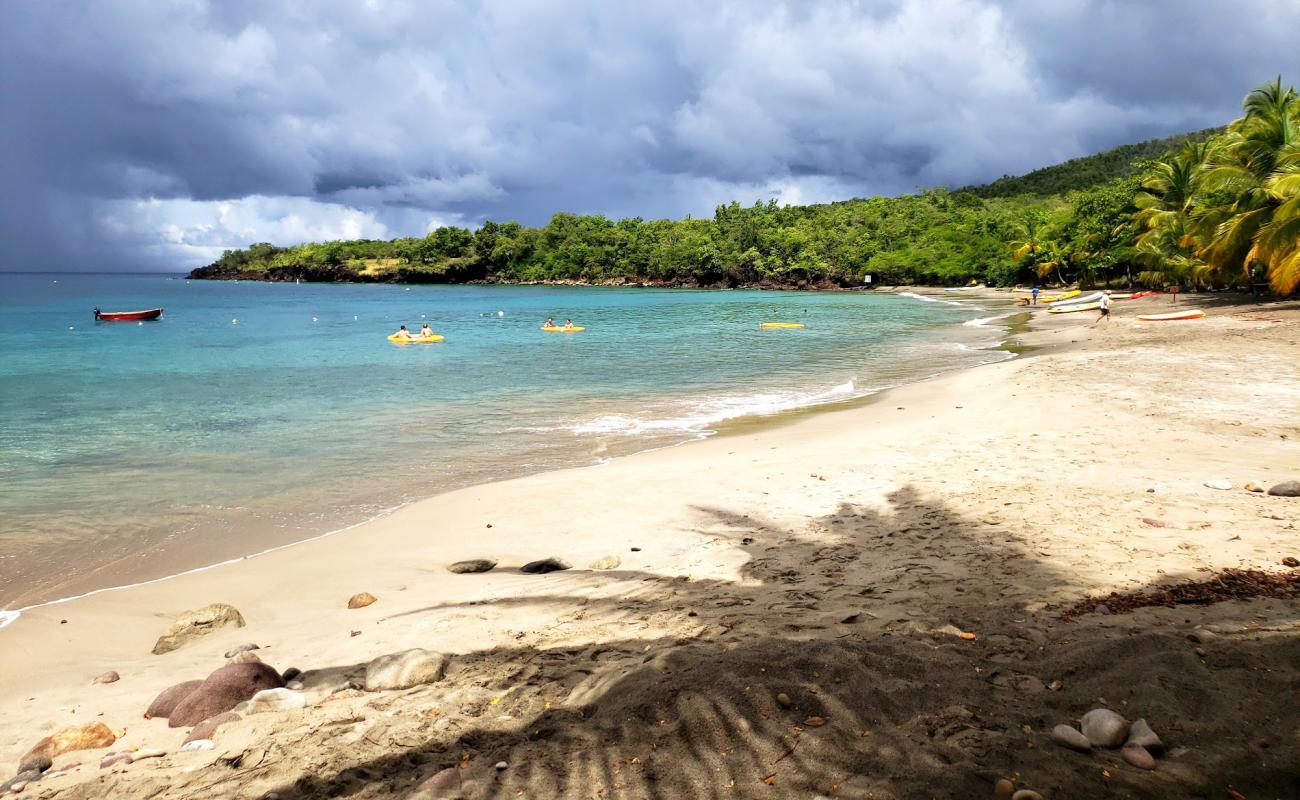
top-left (1093, 293), bottom-right (1112, 325)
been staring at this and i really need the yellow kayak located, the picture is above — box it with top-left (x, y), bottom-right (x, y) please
top-left (1047, 302), bottom-right (1100, 314)
top-left (541, 326), bottom-right (584, 332)
top-left (760, 322), bottom-right (806, 329)
top-left (1039, 290), bottom-right (1080, 303)
top-left (388, 334), bottom-right (444, 343)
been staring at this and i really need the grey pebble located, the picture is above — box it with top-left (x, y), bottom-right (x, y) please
top-left (1051, 723), bottom-right (1091, 752)
top-left (1081, 708), bottom-right (1128, 748)
top-left (224, 643), bottom-right (260, 659)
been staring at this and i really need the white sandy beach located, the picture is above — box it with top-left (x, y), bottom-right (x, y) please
top-left (2, 293), bottom-right (1298, 799)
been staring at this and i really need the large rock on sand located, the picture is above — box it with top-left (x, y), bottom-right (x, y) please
top-left (144, 679), bottom-right (204, 719)
top-left (521, 557), bottom-right (571, 574)
top-left (169, 662), bottom-right (283, 727)
top-left (1267, 481), bottom-right (1300, 497)
top-left (152, 603), bottom-right (245, 655)
top-left (19, 722), bottom-right (117, 772)
top-left (364, 649), bottom-right (448, 691)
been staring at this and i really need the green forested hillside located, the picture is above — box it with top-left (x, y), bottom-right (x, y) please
top-left (964, 128), bottom-right (1220, 198)
top-left (193, 79), bottom-right (1297, 293)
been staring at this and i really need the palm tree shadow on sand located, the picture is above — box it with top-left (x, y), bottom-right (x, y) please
top-left (75, 487), bottom-right (1300, 800)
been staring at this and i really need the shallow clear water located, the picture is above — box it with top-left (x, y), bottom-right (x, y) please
top-left (0, 274), bottom-right (1013, 608)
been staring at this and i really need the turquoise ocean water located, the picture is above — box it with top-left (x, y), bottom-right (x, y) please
top-left (0, 273), bottom-right (1015, 613)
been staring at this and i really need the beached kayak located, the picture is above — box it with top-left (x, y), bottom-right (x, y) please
top-left (1050, 291), bottom-right (1105, 308)
top-left (541, 326), bottom-right (584, 332)
top-left (1048, 302), bottom-right (1101, 314)
top-left (1137, 310), bottom-right (1205, 322)
top-left (1129, 291), bottom-right (1158, 299)
top-left (760, 322), bottom-right (806, 329)
top-left (388, 334), bottom-right (444, 343)
top-left (1039, 290), bottom-right (1080, 303)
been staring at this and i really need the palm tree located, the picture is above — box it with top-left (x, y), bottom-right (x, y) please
top-left (1195, 77), bottom-right (1300, 293)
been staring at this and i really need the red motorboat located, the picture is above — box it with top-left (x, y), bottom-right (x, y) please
top-left (94, 307), bottom-right (163, 321)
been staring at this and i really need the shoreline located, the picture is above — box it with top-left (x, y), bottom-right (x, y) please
top-left (5, 291), bottom-right (1297, 799)
top-left (0, 289), bottom-right (1022, 624)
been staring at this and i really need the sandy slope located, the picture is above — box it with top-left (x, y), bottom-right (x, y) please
top-left (1, 293), bottom-right (1298, 799)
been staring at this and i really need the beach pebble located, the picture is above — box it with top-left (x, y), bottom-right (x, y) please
top-left (1267, 481), bottom-right (1300, 497)
top-left (1, 771), bottom-right (41, 793)
top-left (994, 778), bottom-right (1016, 799)
top-left (1188, 628), bottom-right (1217, 644)
top-left (447, 559), bottom-right (496, 574)
top-left (1126, 718), bottom-right (1163, 752)
top-left (1122, 744), bottom-right (1157, 770)
top-left (803, 716), bottom-right (827, 727)
top-left (1244, 481), bottom-right (1266, 493)
top-left (92, 670), bottom-right (120, 685)
top-left (775, 692), bottom-right (792, 708)
top-left (1204, 479), bottom-right (1232, 490)
top-left (100, 752), bottom-right (133, 769)
top-left (131, 748), bottom-right (165, 762)
top-left (587, 555), bottom-right (621, 570)
top-left (184, 712), bottom-right (240, 744)
top-left (364, 648), bottom-right (448, 691)
top-left (21, 722), bottom-right (117, 770)
top-left (180, 739), bottom-right (215, 752)
top-left (494, 761), bottom-right (508, 771)
top-left (520, 557), bottom-right (571, 574)
top-left (168, 662), bottom-right (285, 727)
top-left (1011, 791), bottom-right (1043, 800)
top-left (14, 754), bottom-right (51, 776)
top-left (224, 643), bottom-right (260, 658)
top-left (1051, 723), bottom-right (1091, 752)
top-left (1283, 557), bottom-right (1300, 568)
top-left (413, 767), bottom-right (460, 795)
top-left (227, 650), bottom-right (262, 664)
top-left (151, 603), bottom-right (246, 655)
top-left (246, 688), bottom-right (306, 714)
top-left (1081, 708), bottom-right (1128, 748)
top-left (347, 592), bottom-right (378, 609)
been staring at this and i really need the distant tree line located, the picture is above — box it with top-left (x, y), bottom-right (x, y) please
top-left (193, 79), bottom-right (1297, 294)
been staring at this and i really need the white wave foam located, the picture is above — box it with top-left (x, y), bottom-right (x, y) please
top-left (898, 291), bottom-right (966, 307)
top-left (963, 313), bottom-right (1014, 328)
top-left (568, 380), bottom-right (861, 437)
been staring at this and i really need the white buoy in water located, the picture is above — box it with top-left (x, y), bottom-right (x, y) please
top-left (232, 319), bottom-right (238, 324)
top-left (138, 321), bottom-right (143, 326)
top-left (312, 316), bottom-right (318, 322)
top-left (405, 288), bottom-right (411, 291)
top-left (353, 315), bottom-right (358, 321)
top-left (69, 326), bottom-right (74, 330)
top-left (421, 314), bottom-right (426, 319)
top-left (497, 310), bottom-right (504, 317)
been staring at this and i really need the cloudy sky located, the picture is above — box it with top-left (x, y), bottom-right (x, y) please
top-left (2, 0), bottom-right (1298, 272)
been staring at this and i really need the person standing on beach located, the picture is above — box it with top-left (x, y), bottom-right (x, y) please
top-left (1093, 293), bottom-right (1111, 325)
top-left (1031, 286), bottom-right (1039, 305)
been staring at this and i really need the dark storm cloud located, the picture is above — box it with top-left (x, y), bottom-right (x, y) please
top-left (1, 0), bottom-right (1297, 271)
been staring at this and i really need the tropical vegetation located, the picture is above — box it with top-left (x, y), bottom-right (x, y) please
top-left (193, 79), bottom-right (1298, 295)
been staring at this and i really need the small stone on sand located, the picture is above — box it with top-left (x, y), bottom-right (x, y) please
top-left (1267, 480), bottom-right (1300, 497)
top-left (448, 559), bottom-right (497, 574)
top-left (1244, 481), bottom-right (1266, 493)
top-left (347, 592), bottom-right (377, 609)
top-left (100, 752), bottom-right (133, 769)
top-left (181, 739), bottom-right (215, 752)
top-left (224, 643), bottom-right (260, 658)
top-left (184, 712), bottom-right (241, 744)
top-left (587, 555), bottom-right (621, 570)
top-left (227, 650), bottom-right (262, 664)
top-left (1283, 557), bottom-right (1299, 568)
top-left (1126, 718), bottom-right (1163, 752)
top-left (1204, 479), bottom-right (1232, 490)
top-left (1081, 708), bottom-right (1128, 748)
top-left (1011, 791), bottom-right (1043, 800)
top-left (803, 716), bottom-right (826, 727)
top-left (775, 692), bottom-right (792, 707)
top-left (92, 670), bottom-right (120, 685)
top-left (994, 778), bottom-right (1016, 799)
top-left (246, 688), bottom-right (306, 714)
top-left (1122, 743), bottom-right (1157, 769)
top-left (364, 648), bottom-right (448, 691)
top-left (520, 557), bottom-right (571, 574)
top-left (1051, 723), bottom-right (1091, 752)
top-left (152, 603), bottom-right (245, 655)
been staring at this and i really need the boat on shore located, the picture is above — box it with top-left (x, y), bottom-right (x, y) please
top-left (1137, 309), bottom-right (1206, 322)
top-left (94, 307), bottom-right (163, 321)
